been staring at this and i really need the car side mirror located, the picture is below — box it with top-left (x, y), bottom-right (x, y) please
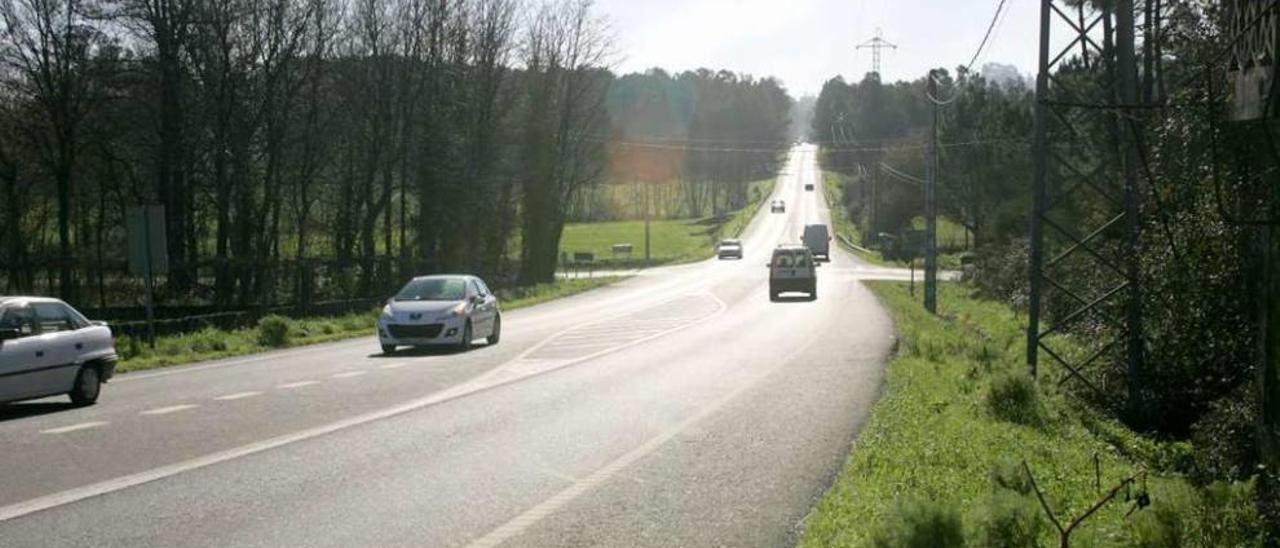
top-left (471, 295), bottom-right (484, 304)
top-left (0, 327), bottom-right (20, 341)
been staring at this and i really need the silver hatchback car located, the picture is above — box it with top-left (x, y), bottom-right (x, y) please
top-left (0, 297), bottom-right (118, 405)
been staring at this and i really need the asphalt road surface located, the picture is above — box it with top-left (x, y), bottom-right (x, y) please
top-left (0, 145), bottom-right (912, 547)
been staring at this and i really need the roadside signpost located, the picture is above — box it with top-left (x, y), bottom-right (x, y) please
top-left (127, 205), bottom-right (168, 347)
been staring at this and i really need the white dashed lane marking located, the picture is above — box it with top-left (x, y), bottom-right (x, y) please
top-left (379, 362), bottom-right (410, 370)
top-left (278, 380), bottom-right (320, 390)
top-left (214, 391), bottom-right (263, 401)
top-left (331, 371), bottom-right (368, 379)
top-left (141, 404), bottom-right (200, 416)
top-left (40, 421), bottom-right (109, 434)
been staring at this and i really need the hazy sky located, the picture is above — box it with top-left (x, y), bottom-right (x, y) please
top-left (593, 0), bottom-right (1042, 97)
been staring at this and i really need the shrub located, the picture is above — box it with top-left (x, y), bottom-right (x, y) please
top-left (987, 372), bottom-right (1043, 426)
top-left (971, 491), bottom-right (1044, 548)
top-left (871, 498), bottom-right (965, 548)
top-left (1128, 478), bottom-right (1262, 548)
top-left (257, 315), bottom-right (292, 348)
top-left (990, 457), bottom-right (1034, 496)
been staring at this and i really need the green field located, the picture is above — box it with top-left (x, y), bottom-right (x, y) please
top-left (799, 282), bottom-right (1260, 547)
top-left (115, 277), bottom-right (626, 373)
top-left (561, 179), bottom-right (774, 266)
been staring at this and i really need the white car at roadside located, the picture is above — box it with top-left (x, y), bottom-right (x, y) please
top-left (0, 296), bottom-right (117, 405)
top-left (378, 275), bottom-right (501, 354)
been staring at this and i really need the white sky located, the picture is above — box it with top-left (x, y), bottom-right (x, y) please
top-left (593, 0), bottom-right (1043, 97)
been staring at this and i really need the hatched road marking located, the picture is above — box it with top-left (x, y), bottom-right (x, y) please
top-left (141, 404), bottom-right (199, 416)
top-left (214, 391), bottom-right (263, 401)
top-left (40, 421), bottom-right (109, 435)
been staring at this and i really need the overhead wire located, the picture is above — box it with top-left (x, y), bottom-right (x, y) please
top-left (926, 0), bottom-right (1009, 106)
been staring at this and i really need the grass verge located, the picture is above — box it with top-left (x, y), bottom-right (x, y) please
top-left (799, 282), bottom-right (1261, 547)
top-left (115, 276), bottom-right (626, 374)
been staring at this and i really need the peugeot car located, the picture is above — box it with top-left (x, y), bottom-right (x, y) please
top-left (378, 275), bottom-right (501, 353)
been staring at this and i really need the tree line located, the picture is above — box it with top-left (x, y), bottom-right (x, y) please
top-left (813, 3), bottom-right (1276, 536)
top-left (0, 0), bottom-right (794, 310)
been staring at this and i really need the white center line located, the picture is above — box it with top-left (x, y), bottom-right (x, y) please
top-left (40, 421), bottom-right (108, 434)
top-left (141, 404), bottom-right (199, 416)
top-left (278, 380), bottom-right (319, 389)
top-left (214, 391), bottom-right (263, 401)
top-left (331, 371), bottom-right (367, 379)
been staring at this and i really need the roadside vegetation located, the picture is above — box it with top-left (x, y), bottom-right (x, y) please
top-left (115, 277), bottom-right (625, 374)
top-left (561, 179), bottom-right (775, 267)
top-left (800, 282), bottom-right (1261, 547)
top-left (822, 171), bottom-right (966, 270)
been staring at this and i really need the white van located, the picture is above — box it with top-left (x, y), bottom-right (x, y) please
top-left (802, 224), bottom-right (832, 261)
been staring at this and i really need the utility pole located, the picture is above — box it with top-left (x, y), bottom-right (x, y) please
top-left (856, 28), bottom-right (898, 77)
top-left (644, 182), bottom-right (651, 266)
top-left (924, 71), bottom-right (939, 314)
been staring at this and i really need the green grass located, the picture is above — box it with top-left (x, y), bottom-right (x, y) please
top-left (799, 282), bottom-right (1260, 547)
top-left (114, 277), bottom-right (626, 373)
top-left (561, 178), bottom-right (776, 267)
top-left (560, 219), bottom-right (714, 266)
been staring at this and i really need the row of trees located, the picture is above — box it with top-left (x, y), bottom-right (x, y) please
top-left (0, 0), bottom-right (799, 308)
top-left (0, 0), bottom-right (616, 308)
top-left (812, 3), bottom-right (1275, 536)
top-left (574, 68), bottom-right (791, 221)
top-left (812, 66), bottom-right (1031, 248)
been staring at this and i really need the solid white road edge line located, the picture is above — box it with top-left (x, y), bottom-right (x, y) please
top-left (462, 301), bottom-right (829, 548)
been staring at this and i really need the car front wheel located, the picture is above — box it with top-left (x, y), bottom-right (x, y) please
top-left (458, 322), bottom-right (473, 350)
top-left (381, 344), bottom-right (396, 355)
top-left (68, 365), bottom-right (101, 406)
top-left (488, 315), bottom-right (501, 345)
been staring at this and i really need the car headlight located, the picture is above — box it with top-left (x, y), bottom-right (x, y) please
top-left (436, 302), bottom-right (468, 321)
top-left (381, 305), bottom-right (393, 318)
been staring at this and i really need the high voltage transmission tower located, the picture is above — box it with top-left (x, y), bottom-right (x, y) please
top-left (856, 28), bottom-right (897, 77)
top-left (1025, 0), bottom-right (1155, 421)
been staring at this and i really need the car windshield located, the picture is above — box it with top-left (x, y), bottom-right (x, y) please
top-left (395, 278), bottom-right (467, 301)
top-left (720, 240), bottom-right (740, 247)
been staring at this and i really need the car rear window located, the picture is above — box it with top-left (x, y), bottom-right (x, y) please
top-left (395, 278), bottom-right (467, 301)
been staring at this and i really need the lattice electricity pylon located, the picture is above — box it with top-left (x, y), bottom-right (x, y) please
top-left (1026, 0), bottom-right (1150, 417)
top-left (1227, 0), bottom-right (1278, 121)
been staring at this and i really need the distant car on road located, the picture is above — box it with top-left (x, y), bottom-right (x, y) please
top-left (770, 200), bottom-right (786, 213)
top-left (716, 239), bottom-right (744, 260)
top-left (0, 297), bottom-right (117, 406)
top-left (804, 183), bottom-right (815, 191)
top-left (378, 275), bottom-right (500, 354)
top-left (802, 224), bottom-right (832, 261)
top-left (768, 246), bottom-right (818, 301)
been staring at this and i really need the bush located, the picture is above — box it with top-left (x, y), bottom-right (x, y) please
top-left (987, 372), bottom-right (1043, 426)
top-left (257, 315), bottom-right (292, 348)
top-left (971, 491), bottom-right (1045, 548)
top-left (990, 457), bottom-right (1034, 496)
top-left (1190, 387), bottom-right (1258, 483)
top-left (1128, 478), bottom-right (1261, 548)
top-left (871, 498), bottom-right (965, 548)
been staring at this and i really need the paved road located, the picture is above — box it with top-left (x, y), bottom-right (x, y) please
top-left (0, 146), bottom-right (905, 547)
